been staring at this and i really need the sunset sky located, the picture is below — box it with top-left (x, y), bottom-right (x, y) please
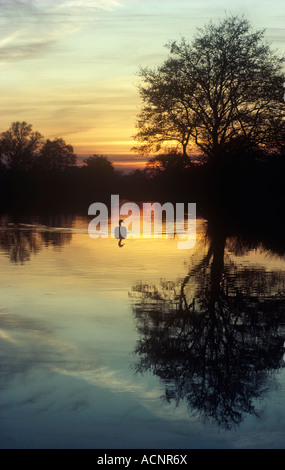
top-left (0, 0), bottom-right (284, 170)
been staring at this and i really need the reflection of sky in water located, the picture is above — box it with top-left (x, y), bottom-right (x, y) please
top-left (0, 215), bottom-right (285, 449)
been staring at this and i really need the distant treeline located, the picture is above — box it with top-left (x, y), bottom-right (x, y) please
top-left (0, 122), bottom-right (284, 224)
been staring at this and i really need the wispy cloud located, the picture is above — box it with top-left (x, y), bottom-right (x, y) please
top-left (0, 0), bottom-right (123, 62)
top-left (51, 0), bottom-right (122, 13)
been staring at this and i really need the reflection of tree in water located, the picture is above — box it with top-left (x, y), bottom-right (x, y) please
top-left (0, 214), bottom-right (74, 263)
top-left (131, 224), bottom-right (285, 429)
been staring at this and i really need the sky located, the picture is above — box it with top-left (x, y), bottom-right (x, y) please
top-left (0, 0), bottom-right (284, 170)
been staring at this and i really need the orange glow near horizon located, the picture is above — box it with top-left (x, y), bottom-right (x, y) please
top-left (112, 160), bottom-right (149, 168)
top-left (76, 152), bottom-right (149, 171)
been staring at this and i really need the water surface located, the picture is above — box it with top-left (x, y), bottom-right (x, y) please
top-left (0, 213), bottom-right (284, 449)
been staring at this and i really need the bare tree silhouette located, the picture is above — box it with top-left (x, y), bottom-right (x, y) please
top-left (132, 16), bottom-right (285, 164)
